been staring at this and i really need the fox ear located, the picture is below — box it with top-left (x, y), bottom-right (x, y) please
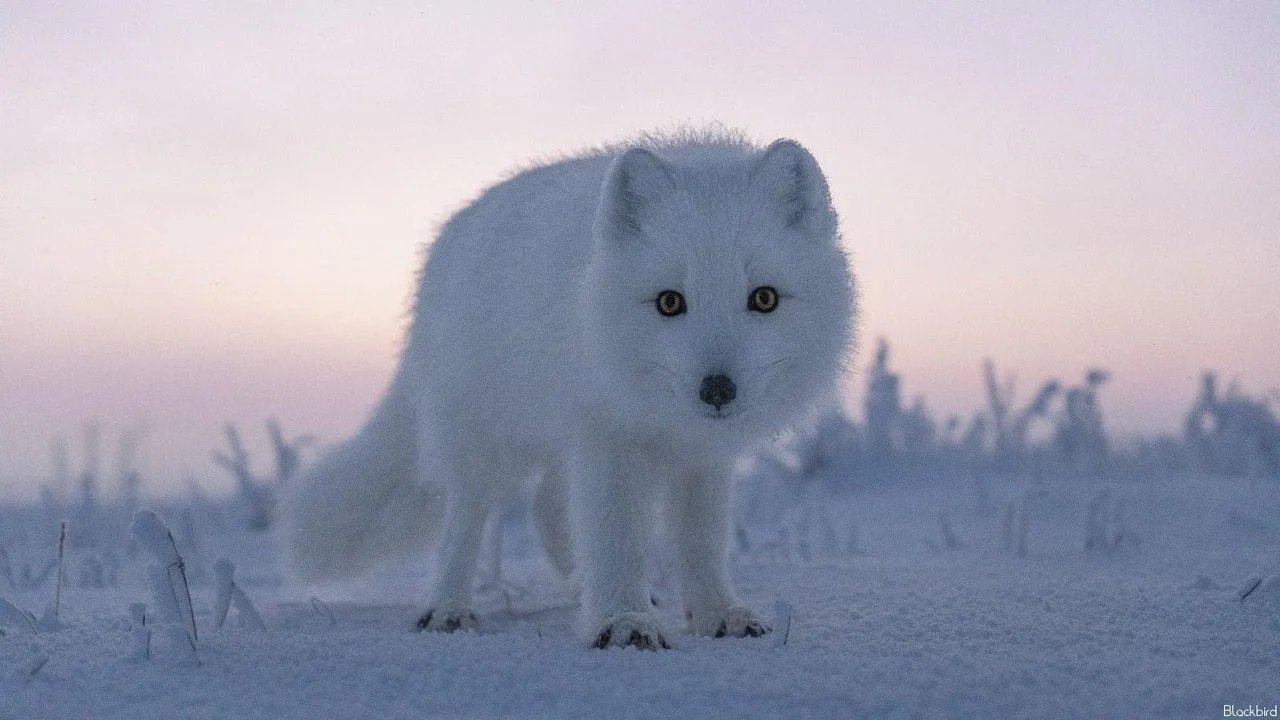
top-left (753, 139), bottom-right (836, 239)
top-left (596, 147), bottom-right (675, 242)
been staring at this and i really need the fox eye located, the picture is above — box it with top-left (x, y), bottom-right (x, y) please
top-left (656, 290), bottom-right (686, 317)
top-left (748, 286), bottom-right (779, 313)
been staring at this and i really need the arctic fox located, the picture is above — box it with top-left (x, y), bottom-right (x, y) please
top-left (286, 128), bottom-right (857, 649)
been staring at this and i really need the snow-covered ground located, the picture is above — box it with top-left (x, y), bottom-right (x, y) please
top-left (3, 471), bottom-right (1278, 720)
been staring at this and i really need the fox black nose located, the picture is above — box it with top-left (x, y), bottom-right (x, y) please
top-left (699, 374), bottom-right (737, 410)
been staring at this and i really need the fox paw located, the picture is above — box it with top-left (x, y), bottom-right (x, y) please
top-left (698, 605), bottom-right (771, 638)
top-left (415, 608), bottom-right (478, 633)
top-left (592, 612), bottom-right (672, 651)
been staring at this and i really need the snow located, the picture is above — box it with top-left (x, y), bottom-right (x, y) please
top-left (2, 472), bottom-right (1277, 719)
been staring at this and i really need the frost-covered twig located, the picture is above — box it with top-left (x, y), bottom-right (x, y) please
top-left (0, 544), bottom-right (14, 591)
top-left (70, 422), bottom-right (101, 550)
top-left (1015, 501), bottom-right (1029, 558)
top-left (310, 597), bottom-right (336, 627)
top-left (212, 558), bottom-right (265, 631)
top-left (267, 418), bottom-right (313, 485)
top-left (175, 509), bottom-right (208, 585)
top-left (844, 519), bottom-right (863, 557)
top-left (1238, 577), bottom-right (1264, 603)
top-left (1083, 490), bottom-right (1139, 556)
top-left (38, 522), bottom-right (67, 630)
top-left (772, 599), bottom-right (792, 648)
top-left (1109, 499), bottom-right (1140, 552)
top-left (938, 512), bottom-right (964, 551)
top-left (24, 654), bottom-right (50, 678)
top-left (1000, 502), bottom-right (1015, 552)
top-left (128, 603), bottom-right (150, 660)
top-left (983, 359), bottom-right (1012, 462)
top-left (0, 596), bottom-right (37, 633)
top-left (1084, 490), bottom-right (1114, 556)
top-left (1237, 575), bottom-right (1280, 611)
top-left (53, 522), bottom-right (65, 619)
top-left (213, 560), bottom-right (234, 629)
top-left (130, 510), bottom-right (199, 654)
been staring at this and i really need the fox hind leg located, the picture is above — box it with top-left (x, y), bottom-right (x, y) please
top-left (533, 465), bottom-right (576, 579)
top-left (416, 459), bottom-right (499, 633)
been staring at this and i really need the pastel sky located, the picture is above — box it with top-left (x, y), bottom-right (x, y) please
top-left (3, 2), bottom-right (1278, 498)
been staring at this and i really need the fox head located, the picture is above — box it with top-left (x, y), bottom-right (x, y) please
top-left (583, 138), bottom-right (858, 451)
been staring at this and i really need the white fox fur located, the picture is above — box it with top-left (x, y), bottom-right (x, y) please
top-left (285, 127), bottom-right (857, 648)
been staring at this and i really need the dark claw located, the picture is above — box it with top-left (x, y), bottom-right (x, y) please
top-left (593, 629), bottom-right (611, 649)
top-left (713, 617), bottom-right (770, 638)
top-left (415, 610), bottom-right (434, 632)
top-left (594, 625), bottom-right (670, 650)
top-left (414, 609), bottom-right (476, 633)
top-left (635, 631), bottom-right (670, 651)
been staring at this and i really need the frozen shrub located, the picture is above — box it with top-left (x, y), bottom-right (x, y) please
top-left (212, 420), bottom-right (312, 532)
top-left (212, 558), bottom-right (266, 631)
top-left (212, 424), bottom-right (276, 532)
top-left (1184, 372), bottom-right (1280, 478)
top-left (71, 422), bottom-right (101, 549)
top-left (865, 339), bottom-right (902, 465)
top-left (1084, 489), bottom-right (1139, 556)
top-left (1055, 369), bottom-right (1112, 474)
top-left (984, 359), bottom-right (1061, 470)
top-left (129, 510), bottom-right (199, 660)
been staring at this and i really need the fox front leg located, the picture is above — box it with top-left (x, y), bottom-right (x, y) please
top-left (571, 444), bottom-right (672, 651)
top-left (669, 467), bottom-right (771, 639)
